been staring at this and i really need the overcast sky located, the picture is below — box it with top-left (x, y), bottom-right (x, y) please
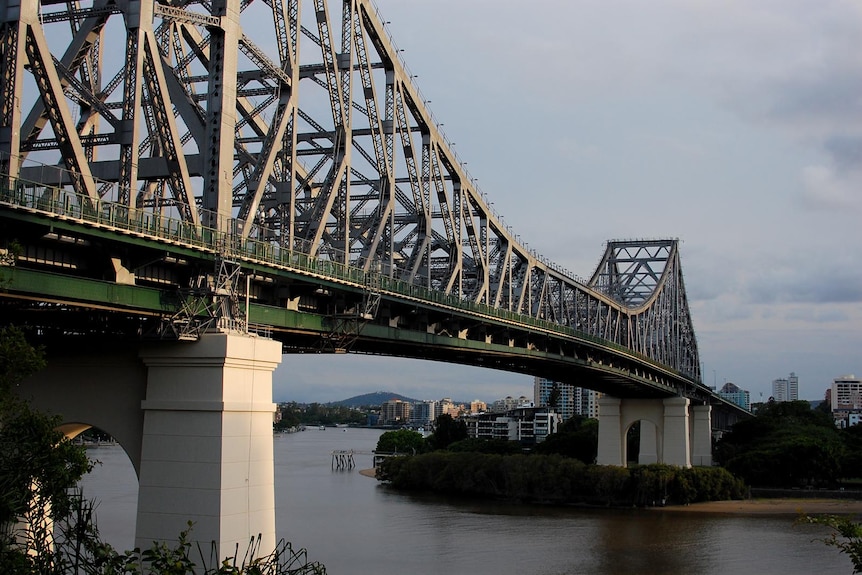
top-left (275, 0), bottom-right (862, 404)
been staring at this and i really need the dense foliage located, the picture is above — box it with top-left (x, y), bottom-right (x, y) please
top-left (275, 402), bottom-right (368, 429)
top-left (377, 453), bottom-right (744, 506)
top-left (0, 326), bottom-right (91, 528)
top-left (447, 438), bottom-right (523, 455)
top-left (715, 400), bottom-right (847, 487)
top-left (375, 429), bottom-right (427, 454)
top-left (427, 413), bottom-right (467, 450)
top-left (0, 326), bottom-right (93, 571)
top-left (533, 415), bottom-right (598, 464)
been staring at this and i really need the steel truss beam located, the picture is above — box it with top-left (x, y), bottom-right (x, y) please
top-left (0, 0), bottom-right (700, 381)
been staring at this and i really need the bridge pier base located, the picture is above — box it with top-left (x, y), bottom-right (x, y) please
top-left (638, 420), bottom-right (659, 464)
top-left (597, 396), bottom-right (706, 467)
top-left (691, 404), bottom-right (713, 466)
top-left (136, 332), bottom-right (282, 560)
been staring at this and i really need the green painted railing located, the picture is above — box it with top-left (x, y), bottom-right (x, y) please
top-left (0, 176), bottom-right (694, 386)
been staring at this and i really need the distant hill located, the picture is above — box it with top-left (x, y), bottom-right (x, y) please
top-left (328, 391), bottom-right (419, 408)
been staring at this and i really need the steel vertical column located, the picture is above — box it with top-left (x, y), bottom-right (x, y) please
top-left (202, 0), bottom-right (241, 232)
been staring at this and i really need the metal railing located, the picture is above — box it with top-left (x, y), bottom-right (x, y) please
top-left (0, 174), bottom-right (690, 385)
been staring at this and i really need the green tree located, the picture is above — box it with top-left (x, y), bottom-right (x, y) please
top-left (841, 424), bottom-right (862, 480)
top-left (801, 515), bottom-right (862, 574)
top-left (447, 438), bottom-right (522, 455)
top-left (535, 416), bottom-right (598, 464)
top-left (0, 326), bottom-right (92, 571)
top-left (0, 325), bottom-right (47, 392)
top-left (428, 413), bottom-right (467, 450)
top-left (376, 429), bottom-right (426, 454)
top-left (716, 400), bottom-right (845, 487)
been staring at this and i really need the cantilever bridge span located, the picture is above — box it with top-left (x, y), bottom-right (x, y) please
top-left (0, 0), bottom-right (745, 557)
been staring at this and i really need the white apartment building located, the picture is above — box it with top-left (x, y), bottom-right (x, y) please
top-left (410, 401), bottom-right (438, 426)
top-left (771, 372), bottom-right (799, 402)
top-left (463, 406), bottom-right (560, 445)
top-left (534, 377), bottom-right (600, 420)
top-left (832, 375), bottom-right (862, 411)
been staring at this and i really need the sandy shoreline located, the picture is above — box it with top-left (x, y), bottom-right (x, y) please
top-left (358, 469), bottom-right (862, 516)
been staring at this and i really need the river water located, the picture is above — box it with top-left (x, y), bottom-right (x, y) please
top-left (81, 428), bottom-right (850, 575)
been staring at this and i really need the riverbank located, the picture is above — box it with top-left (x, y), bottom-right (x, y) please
top-left (361, 467), bottom-right (862, 516)
top-left (659, 498), bottom-right (862, 516)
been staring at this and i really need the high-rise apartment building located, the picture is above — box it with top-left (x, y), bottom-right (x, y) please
top-left (718, 382), bottom-right (751, 411)
top-left (575, 386), bottom-right (601, 419)
top-left (410, 401), bottom-right (438, 425)
top-left (380, 399), bottom-right (411, 425)
top-left (534, 377), bottom-right (600, 420)
top-left (771, 372), bottom-right (799, 402)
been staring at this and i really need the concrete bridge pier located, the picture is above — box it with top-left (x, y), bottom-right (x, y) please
top-left (19, 331), bottom-right (282, 562)
top-left (136, 332), bottom-right (282, 559)
top-left (690, 404), bottom-right (713, 466)
top-left (597, 396), bottom-right (710, 467)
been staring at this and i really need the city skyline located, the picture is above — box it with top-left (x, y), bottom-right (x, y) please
top-left (274, 1), bottom-right (862, 405)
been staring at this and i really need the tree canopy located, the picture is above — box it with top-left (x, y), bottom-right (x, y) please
top-left (428, 414), bottom-right (468, 450)
top-left (376, 429), bottom-right (426, 454)
top-left (715, 400), bottom-right (846, 487)
top-left (534, 415), bottom-right (598, 464)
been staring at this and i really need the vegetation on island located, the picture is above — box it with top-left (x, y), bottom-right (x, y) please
top-left (0, 325), bottom-right (326, 574)
top-left (374, 399), bottom-right (862, 508)
top-left (374, 414), bottom-right (743, 507)
top-left (377, 451), bottom-right (744, 507)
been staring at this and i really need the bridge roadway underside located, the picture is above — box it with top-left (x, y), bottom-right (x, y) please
top-left (0, 271), bottom-right (690, 401)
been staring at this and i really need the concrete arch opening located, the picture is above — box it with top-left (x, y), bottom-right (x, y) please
top-left (597, 397), bottom-right (712, 467)
top-left (625, 419), bottom-right (662, 466)
top-left (56, 424), bottom-right (139, 551)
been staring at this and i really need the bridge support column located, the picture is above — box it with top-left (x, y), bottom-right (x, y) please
top-left (690, 404), bottom-right (713, 466)
top-left (638, 420), bottom-right (659, 464)
top-left (596, 396), bottom-right (694, 467)
top-left (662, 397), bottom-right (691, 467)
top-left (136, 332), bottom-right (282, 560)
top-left (596, 396), bottom-right (623, 465)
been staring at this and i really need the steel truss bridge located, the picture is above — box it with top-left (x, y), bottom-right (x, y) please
top-left (0, 0), bottom-right (740, 412)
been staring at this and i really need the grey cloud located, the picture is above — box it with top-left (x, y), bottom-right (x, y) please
top-left (824, 136), bottom-right (862, 172)
top-left (747, 270), bottom-right (862, 305)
